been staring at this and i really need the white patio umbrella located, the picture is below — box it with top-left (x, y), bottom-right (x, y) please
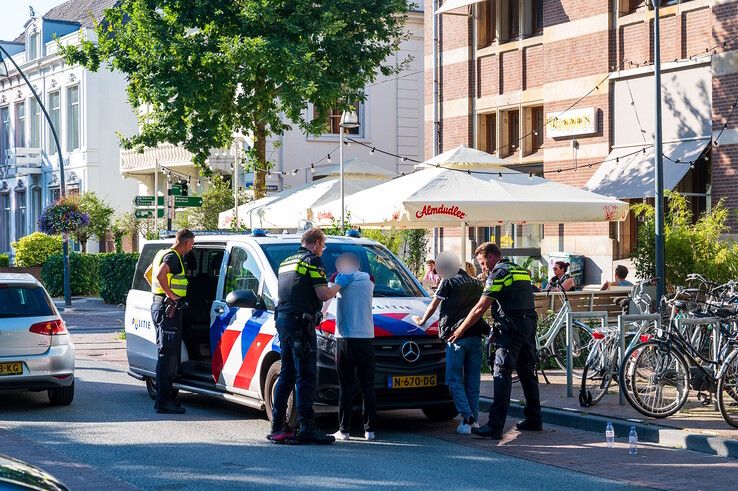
top-left (313, 146), bottom-right (629, 259)
top-left (218, 159), bottom-right (394, 229)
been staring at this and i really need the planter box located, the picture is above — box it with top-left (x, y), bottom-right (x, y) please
top-left (0, 266), bottom-right (43, 282)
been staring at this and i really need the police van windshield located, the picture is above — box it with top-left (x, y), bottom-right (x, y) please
top-left (260, 243), bottom-right (425, 298)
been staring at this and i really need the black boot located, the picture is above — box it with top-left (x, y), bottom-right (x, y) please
top-left (515, 419), bottom-right (543, 432)
top-left (471, 424), bottom-right (502, 439)
top-left (156, 402), bottom-right (186, 414)
top-left (297, 422), bottom-right (335, 445)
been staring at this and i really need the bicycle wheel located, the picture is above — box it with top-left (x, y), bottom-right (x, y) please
top-left (717, 351), bottom-right (738, 428)
top-left (552, 321), bottom-right (593, 378)
top-left (579, 341), bottom-right (613, 407)
top-left (620, 340), bottom-right (690, 418)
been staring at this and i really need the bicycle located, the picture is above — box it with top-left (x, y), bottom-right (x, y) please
top-left (578, 278), bottom-right (654, 407)
top-left (619, 299), bottom-right (737, 418)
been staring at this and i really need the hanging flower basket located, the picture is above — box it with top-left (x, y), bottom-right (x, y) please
top-left (38, 196), bottom-right (90, 235)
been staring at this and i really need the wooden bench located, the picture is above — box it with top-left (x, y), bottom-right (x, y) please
top-left (534, 290), bottom-right (631, 323)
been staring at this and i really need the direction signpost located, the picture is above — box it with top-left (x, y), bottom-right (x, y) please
top-left (135, 209), bottom-right (165, 219)
top-left (134, 193), bottom-right (202, 225)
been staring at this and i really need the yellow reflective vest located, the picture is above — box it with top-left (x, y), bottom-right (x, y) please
top-left (151, 248), bottom-right (188, 297)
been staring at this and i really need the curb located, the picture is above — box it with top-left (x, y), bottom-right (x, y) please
top-left (479, 397), bottom-right (738, 459)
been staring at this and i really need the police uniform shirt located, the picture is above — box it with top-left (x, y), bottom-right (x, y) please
top-left (161, 251), bottom-right (183, 277)
top-left (483, 259), bottom-right (536, 314)
top-left (277, 247), bottom-right (328, 314)
top-left (435, 269), bottom-right (487, 340)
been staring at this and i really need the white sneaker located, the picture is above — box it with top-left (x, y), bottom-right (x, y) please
top-left (471, 421), bottom-right (480, 429)
top-left (333, 431), bottom-right (350, 441)
top-left (364, 431), bottom-right (376, 441)
top-left (456, 421), bottom-right (472, 435)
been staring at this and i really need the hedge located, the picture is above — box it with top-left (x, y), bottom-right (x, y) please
top-left (12, 232), bottom-right (63, 267)
top-left (42, 253), bottom-right (100, 297)
top-left (0, 254), bottom-right (8, 267)
top-left (98, 253), bottom-right (139, 305)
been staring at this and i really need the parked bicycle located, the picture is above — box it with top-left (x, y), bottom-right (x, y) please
top-left (579, 278), bottom-right (654, 407)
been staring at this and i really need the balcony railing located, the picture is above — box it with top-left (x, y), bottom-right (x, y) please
top-left (120, 142), bottom-right (234, 175)
top-left (0, 147), bottom-right (43, 177)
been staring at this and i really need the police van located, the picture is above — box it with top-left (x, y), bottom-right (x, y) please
top-left (125, 231), bottom-right (455, 424)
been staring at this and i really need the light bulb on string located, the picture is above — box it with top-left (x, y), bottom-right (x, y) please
top-left (370, 147), bottom-right (375, 155)
top-left (327, 153), bottom-right (332, 163)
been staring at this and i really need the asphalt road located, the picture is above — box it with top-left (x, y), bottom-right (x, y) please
top-left (0, 356), bottom-right (643, 491)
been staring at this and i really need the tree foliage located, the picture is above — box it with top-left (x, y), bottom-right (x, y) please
top-left (76, 192), bottom-right (115, 252)
top-left (62, 0), bottom-right (411, 198)
top-left (175, 174), bottom-right (251, 230)
top-left (632, 192), bottom-right (738, 288)
top-left (12, 233), bottom-right (63, 267)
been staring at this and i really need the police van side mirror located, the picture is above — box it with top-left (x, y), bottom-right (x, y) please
top-left (226, 290), bottom-right (259, 309)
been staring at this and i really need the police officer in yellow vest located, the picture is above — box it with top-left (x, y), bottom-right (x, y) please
top-left (151, 228), bottom-right (195, 414)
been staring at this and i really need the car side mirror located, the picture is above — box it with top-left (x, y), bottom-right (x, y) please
top-left (226, 289), bottom-right (259, 309)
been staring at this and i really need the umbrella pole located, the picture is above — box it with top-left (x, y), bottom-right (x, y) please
top-left (460, 222), bottom-right (467, 263)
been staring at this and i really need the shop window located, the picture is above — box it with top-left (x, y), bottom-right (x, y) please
top-left (477, 0), bottom-right (496, 47)
top-left (313, 103), bottom-right (361, 135)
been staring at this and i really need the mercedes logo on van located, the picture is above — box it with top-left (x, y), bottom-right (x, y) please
top-left (401, 341), bottom-right (420, 363)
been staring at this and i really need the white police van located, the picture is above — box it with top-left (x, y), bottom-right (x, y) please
top-left (125, 231), bottom-right (455, 424)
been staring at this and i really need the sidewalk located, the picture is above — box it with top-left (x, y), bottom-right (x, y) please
top-left (480, 371), bottom-right (738, 458)
top-left (53, 297), bottom-right (124, 313)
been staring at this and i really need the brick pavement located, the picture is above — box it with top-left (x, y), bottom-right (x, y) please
top-left (481, 371), bottom-right (738, 440)
top-left (424, 421), bottom-right (738, 491)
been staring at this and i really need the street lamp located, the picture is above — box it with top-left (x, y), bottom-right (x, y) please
top-left (0, 46), bottom-right (71, 307)
top-left (339, 109), bottom-right (359, 232)
top-left (647, 0), bottom-right (666, 302)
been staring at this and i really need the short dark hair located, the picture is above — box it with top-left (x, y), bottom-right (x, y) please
top-left (175, 228), bottom-right (195, 243)
top-left (301, 227), bottom-right (325, 246)
top-left (615, 265), bottom-right (629, 279)
top-left (475, 242), bottom-right (502, 258)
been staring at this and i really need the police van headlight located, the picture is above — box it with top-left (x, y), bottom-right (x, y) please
top-left (317, 332), bottom-right (336, 356)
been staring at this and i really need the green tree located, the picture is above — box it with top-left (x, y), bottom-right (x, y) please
top-left (76, 192), bottom-right (115, 252)
top-left (632, 192), bottom-right (738, 288)
top-left (62, 0), bottom-right (411, 199)
top-left (111, 212), bottom-right (139, 253)
top-left (399, 229), bottom-right (428, 277)
top-left (175, 174), bottom-right (250, 230)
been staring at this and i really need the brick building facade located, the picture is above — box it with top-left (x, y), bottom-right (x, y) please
top-left (426, 0), bottom-right (738, 283)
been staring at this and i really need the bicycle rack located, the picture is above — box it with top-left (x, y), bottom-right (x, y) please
top-left (616, 313), bottom-right (661, 406)
top-left (675, 316), bottom-right (721, 410)
top-left (565, 311), bottom-right (608, 398)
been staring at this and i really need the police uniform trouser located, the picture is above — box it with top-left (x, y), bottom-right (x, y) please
top-left (272, 316), bottom-right (317, 428)
top-left (151, 298), bottom-right (182, 405)
top-left (488, 313), bottom-right (541, 431)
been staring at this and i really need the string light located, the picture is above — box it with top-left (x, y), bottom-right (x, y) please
top-left (327, 153), bottom-right (332, 163)
top-left (370, 147), bottom-right (375, 155)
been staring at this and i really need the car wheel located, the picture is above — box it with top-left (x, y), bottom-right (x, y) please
top-left (264, 361), bottom-right (297, 430)
top-left (422, 403), bottom-right (458, 421)
top-left (145, 377), bottom-right (179, 401)
top-left (48, 380), bottom-right (75, 406)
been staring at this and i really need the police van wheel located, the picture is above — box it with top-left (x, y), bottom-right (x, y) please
top-left (422, 403), bottom-right (458, 421)
top-left (145, 377), bottom-right (179, 401)
top-left (264, 361), bottom-right (298, 430)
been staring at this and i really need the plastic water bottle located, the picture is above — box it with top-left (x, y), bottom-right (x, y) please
top-left (605, 422), bottom-right (614, 448)
top-left (628, 426), bottom-right (638, 455)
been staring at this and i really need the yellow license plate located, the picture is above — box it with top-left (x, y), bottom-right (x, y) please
top-left (0, 362), bottom-right (23, 376)
top-left (388, 374), bottom-right (437, 389)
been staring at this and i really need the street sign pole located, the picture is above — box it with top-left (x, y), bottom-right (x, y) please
top-left (154, 160), bottom-right (159, 234)
top-left (167, 178), bottom-right (173, 230)
top-left (653, 0), bottom-right (666, 302)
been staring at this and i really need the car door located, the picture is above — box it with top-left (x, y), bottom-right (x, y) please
top-left (210, 244), bottom-right (272, 394)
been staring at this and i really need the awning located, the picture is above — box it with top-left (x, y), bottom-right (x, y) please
top-left (435, 0), bottom-right (484, 15)
top-left (584, 140), bottom-right (709, 199)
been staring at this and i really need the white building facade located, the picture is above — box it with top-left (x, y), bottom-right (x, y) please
top-left (0, 1), bottom-right (138, 256)
top-left (121, 5), bottom-right (425, 219)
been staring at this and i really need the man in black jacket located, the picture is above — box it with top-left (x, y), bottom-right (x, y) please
top-left (414, 251), bottom-right (488, 434)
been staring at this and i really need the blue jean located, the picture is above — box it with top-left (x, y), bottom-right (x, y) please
top-left (445, 336), bottom-right (482, 421)
top-left (272, 317), bottom-right (317, 428)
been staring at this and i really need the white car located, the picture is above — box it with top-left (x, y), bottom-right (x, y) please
top-left (0, 273), bottom-right (75, 405)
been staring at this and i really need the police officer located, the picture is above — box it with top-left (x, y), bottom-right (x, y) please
top-left (268, 228), bottom-right (352, 445)
top-left (450, 242), bottom-right (541, 439)
top-left (150, 228), bottom-right (195, 414)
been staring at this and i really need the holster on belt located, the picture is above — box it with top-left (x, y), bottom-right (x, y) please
top-left (293, 311), bottom-right (322, 359)
top-left (165, 298), bottom-right (181, 319)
